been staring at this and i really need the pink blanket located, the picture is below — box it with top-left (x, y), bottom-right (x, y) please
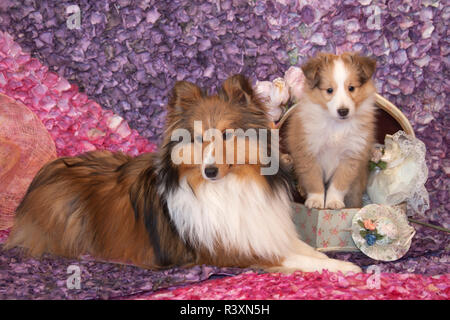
top-left (134, 271), bottom-right (449, 300)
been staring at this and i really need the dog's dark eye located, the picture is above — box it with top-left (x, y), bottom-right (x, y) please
top-left (326, 88), bottom-right (333, 94)
top-left (223, 131), bottom-right (233, 140)
top-left (348, 86), bottom-right (355, 92)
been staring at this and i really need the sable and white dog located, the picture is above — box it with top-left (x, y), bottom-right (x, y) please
top-left (286, 53), bottom-right (377, 209)
top-left (6, 75), bottom-right (361, 274)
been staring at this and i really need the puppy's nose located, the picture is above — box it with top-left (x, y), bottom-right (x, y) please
top-left (204, 166), bottom-right (218, 179)
top-left (338, 108), bottom-right (349, 117)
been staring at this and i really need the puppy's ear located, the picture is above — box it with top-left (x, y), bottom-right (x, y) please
top-left (219, 74), bottom-right (255, 106)
top-left (301, 54), bottom-right (327, 89)
top-left (344, 53), bottom-right (376, 84)
top-left (168, 81), bottom-right (203, 113)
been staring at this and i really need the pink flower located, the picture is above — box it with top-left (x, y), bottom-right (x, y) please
top-left (331, 227), bottom-right (338, 235)
top-left (254, 78), bottom-right (289, 122)
top-left (371, 144), bottom-right (384, 163)
top-left (267, 107), bottom-right (283, 122)
top-left (284, 66), bottom-right (305, 102)
top-left (270, 78), bottom-right (290, 106)
top-left (254, 80), bottom-right (272, 102)
top-left (340, 211), bottom-right (349, 220)
top-left (363, 219), bottom-right (377, 231)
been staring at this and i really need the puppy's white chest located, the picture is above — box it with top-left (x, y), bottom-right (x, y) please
top-left (315, 127), bottom-right (348, 181)
top-left (304, 117), bottom-right (367, 182)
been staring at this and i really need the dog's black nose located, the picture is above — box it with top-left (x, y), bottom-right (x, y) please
top-left (338, 108), bottom-right (349, 117)
top-left (204, 166), bottom-right (218, 179)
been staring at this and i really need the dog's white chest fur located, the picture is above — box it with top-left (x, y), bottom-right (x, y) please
top-left (298, 101), bottom-right (372, 182)
top-left (166, 175), bottom-right (297, 259)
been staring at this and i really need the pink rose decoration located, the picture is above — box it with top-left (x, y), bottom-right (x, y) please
top-left (254, 80), bottom-right (273, 103)
top-left (254, 78), bottom-right (289, 122)
top-left (254, 67), bottom-right (306, 122)
top-left (270, 77), bottom-right (290, 107)
top-left (284, 66), bottom-right (305, 103)
top-left (370, 144), bottom-right (384, 163)
top-left (363, 219), bottom-right (377, 231)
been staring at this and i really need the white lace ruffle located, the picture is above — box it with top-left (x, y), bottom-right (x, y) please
top-left (366, 131), bottom-right (430, 217)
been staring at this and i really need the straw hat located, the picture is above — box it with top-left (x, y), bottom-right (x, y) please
top-left (0, 94), bottom-right (57, 230)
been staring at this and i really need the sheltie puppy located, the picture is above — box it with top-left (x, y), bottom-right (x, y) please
top-left (286, 53), bottom-right (377, 209)
top-left (5, 75), bottom-right (360, 274)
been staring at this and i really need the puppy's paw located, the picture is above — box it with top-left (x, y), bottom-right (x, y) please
top-left (311, 249), bottom-right (328, 259)
top-left (325, 199), bottom-right (345, 210)
top-left (305, 193), bottom-right (324, 209)
top-left (325, 185), bottom-right (346, 209)
top-left (319, 259), bottom-right (362, 274)
top-left (263, 266), bottom-right (299, 274)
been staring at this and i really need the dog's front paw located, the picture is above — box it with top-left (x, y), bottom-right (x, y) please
top-left (325, 199), bottom-right (345, 210)
top-left (330, 260), bottom-right (362, 274)
top-left (305, 193), bottom-right (324, 209)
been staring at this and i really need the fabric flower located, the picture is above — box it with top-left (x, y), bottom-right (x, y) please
top-left (254, 78), bottom-right (289, 122)
top-left (284, 66), bottom-right (305, 103)
top-left (269, 77), bottom-right (289, 108)
top-left (363, 219), bottom-right (377, 231)
top-left (358, 218), bottom-right (384, 246)
top-left (365, 234), bottom-right (377, 246)
top-left (254, 80), bottom-right (273, 102)
top-left (370, 144), bottom-right (384, 163)
top-left (266, 106), bottom-right (283, 123)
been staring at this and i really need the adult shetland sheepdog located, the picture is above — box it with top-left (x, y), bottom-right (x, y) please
top-left (5, 75), bottom-right (360, 274)
top-left (286, 53), bottom-right (377, 210)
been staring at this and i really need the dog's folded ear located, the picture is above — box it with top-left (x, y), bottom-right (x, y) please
top-left (344, 53), bottom-right (376, 84)
top-left (301, 53), bottom-right (328, 89)
top-left (219, 74), bottom-right (255, 106)
top-left (168, 81), bottom-right (204, 112)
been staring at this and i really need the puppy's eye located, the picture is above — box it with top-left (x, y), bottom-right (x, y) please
top-left (348, 86), bottom-right (355, 92)
top-left (195, 135), bottom-right (203, 143)
top-left (223, 131), bottom-right (233, 140)
top-left (326, 88), bottom-right (333, 94)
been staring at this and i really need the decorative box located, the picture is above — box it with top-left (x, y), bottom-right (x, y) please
top-left (292, 203), bottom-right (359, 252)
